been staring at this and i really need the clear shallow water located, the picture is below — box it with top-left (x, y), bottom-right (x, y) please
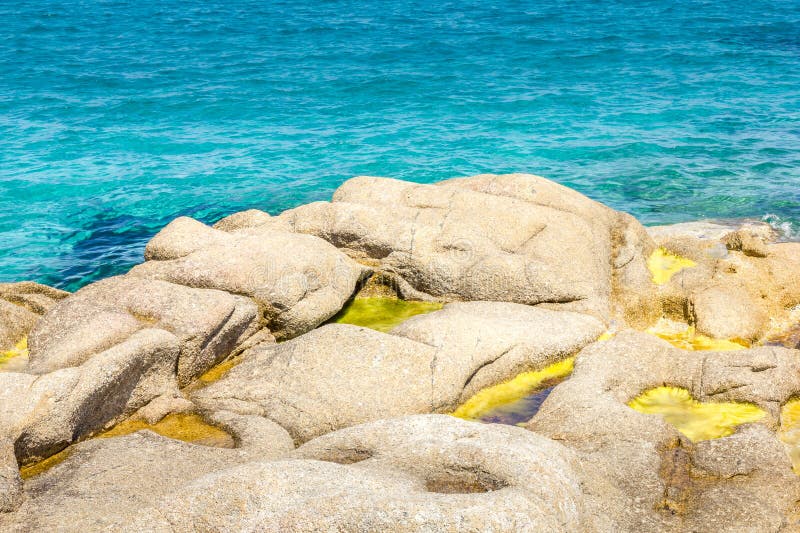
top-left (1, 0), bottom-right (799, 291)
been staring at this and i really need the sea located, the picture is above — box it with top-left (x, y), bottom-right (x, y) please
top-left (2, 0), bottom-right (799, 291)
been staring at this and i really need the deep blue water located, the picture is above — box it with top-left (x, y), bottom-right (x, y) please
top-left (2, 0), bottom-right (799, 291)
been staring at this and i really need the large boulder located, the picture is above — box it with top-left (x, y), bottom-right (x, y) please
top-left (527, 331), bottom-right (800, 531)
top-left (193, 304), bottom-right (602, 443)
top-left (392, 301), bottom-right (604, 399)
top-left (1, 329), bottom-right (180, 464)
top-left (129, 217), bottom-right (369, 339)
top-left (0, 282), bottom-right (68, 352)
top-left (27, 275), bottom-right (261, 384)
top-left (130, 415), bottom-right (601, 532)
top-left (278, 174), bottom-right (657, 326)
top-left (0, 420), bottom-right (294, 532)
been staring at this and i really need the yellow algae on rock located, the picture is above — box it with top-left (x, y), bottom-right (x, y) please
top-left (628, 386), bottom-right (765, 442)
top-left (20, 447), bottom-right (72, 480)
top-left (452, 358), bottom-right (574, 420)
top-left (646, 318), bottom-right (747, 351)
top-left (331, 297), bottom-right (443, 333)
top-left (99, 413), bottom-right (235, 448)
top-left (0, 336), bottom-right (28, 370)
top-left (597, 331), bottom-right (615, 342)
top-left (647, 247), bottom-right (696, 285)
top-left (778, 399), bottom-right (800, 473)
top-left (196, 356), bottom-right (242, 386)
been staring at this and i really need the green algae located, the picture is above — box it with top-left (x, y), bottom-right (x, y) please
top-left (628, 386), bottom-right (765, 442)
top-left (331, 297), bottom-right (443, 333)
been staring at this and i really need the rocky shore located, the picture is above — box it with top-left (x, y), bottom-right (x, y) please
top-left (2, 173), bottom-right (800, 531)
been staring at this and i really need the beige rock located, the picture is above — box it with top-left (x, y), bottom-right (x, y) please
top-left (194, 306), bottom-right (602, 443)
top-left (192, 324), bottom-right (441, 443)
top-left (130, 217), bottom-right (369, 339)
top-left (133, 415), bottom-right (598, 532)
top-left (0, 282), bottom-right (68, 351)
top-left (722, 228), bottom-right (769, 257)
top-left (0, 423), bottom-right (293, 532)
top-left (28, 275), bottom-right (261, 384)
top-left (527, 331), bottom-right (800, 531)
top-left (0, 439), bottom-right (20, 513)
top-left (280, 174), bottom-right (656, 325)
top-left (4, 328), bottom-right (180, 464)
top-left (647, 222), bottom-right (800, 342)
top-left (392, 301), bottom-right (604, 400)
top-left (690, 284), bottom-right (766, 342)
top-left (212, 208), bottom-right (273, 231)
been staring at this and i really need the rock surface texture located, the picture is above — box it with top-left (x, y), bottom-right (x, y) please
top-left (2, 173), bottom-right (800, 532)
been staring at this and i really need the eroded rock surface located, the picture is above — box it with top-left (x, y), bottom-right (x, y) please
top-left (3, 328), bottom-right (180, 464)
top-left (130, 216), bottom-right (369, 339)
top-left (27, 275), bottom-right (261, 384)
top-left (647, 220), bottom-right (800, 344)
top-left (131, 415), bottom-right (600, 532)
top-left (0, 419), bottom-right (294, 532)
top-left (0, 282), bottom-right (67, 351)
top-left (393, 301), bottom-right (604, 400)
top-left (527, 331), bottom-right (800, 531)
top-left (194, 304), bottom-right (602, 443)
top-left (279, 174), bottom-right (656, 325)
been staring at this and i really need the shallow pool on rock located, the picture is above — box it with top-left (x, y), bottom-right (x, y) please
top-left (646, 319), bottom-right (747, 351)
top-left (330, 297), bottom-right (443, 333)
top-left (628, 386), bottom-right (765, 442)
top-left (452, 358), bottom-right (574, 426)
top-left (0, 336), bottom-right (28, 372)
top-left (99, 413), bottom-right (235, 448)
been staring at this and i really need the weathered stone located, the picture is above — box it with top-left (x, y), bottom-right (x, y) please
top-left (131, 415), bottom-right (597, 532)
top-left (0, 282), bottom-right (68, 351)
top-left (392, 301), bottom-right (604, 400)
top-left (722, 228), bottom-right (769, 257)
top-left (646, 222), bottom-right (800, 343)
top-left (130, 217), bottom-right (369, 339)
top-left (28, 275), bottom-right (260, 384)
top-left (0, 439), bottom-right (21, 513)
top-left (3, 328), bottom-right (180, 464)
top-left (527, 331), bottom-right (800, 531)
top-left (212, 208), bottom-right (273, 231)
top-left (194, 306), bottom-right (602, 444)
top-left (192, 324), bottom-right (441, 443)
top-left (690, 284), bottom-right (766, 342)
top-left (280, 174), bottom-right (656, 325)
top-left (0, 423), bottom-right (293, 532)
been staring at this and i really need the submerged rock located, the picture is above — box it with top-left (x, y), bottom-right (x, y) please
top-left (130, 216), bottom-right (369, 339)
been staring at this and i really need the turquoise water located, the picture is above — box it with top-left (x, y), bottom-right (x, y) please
top-left (2, 0), bottom-right (799, 290)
